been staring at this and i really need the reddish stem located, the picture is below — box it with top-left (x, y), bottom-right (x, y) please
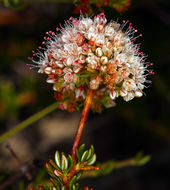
top-left (71, 89), bottom-right (94, 163)
top-left (64, 89), bottom-right (94, 188)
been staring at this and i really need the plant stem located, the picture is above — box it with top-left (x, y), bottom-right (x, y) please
top-left (0, 102), bottom-right (58, 143)
top-left (71, 89), bottom-right (94, 163)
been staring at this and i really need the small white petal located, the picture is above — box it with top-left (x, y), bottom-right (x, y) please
top-left (135, 90), bottom-right (143, 97)
top-left (44, 67), bottom-right (52, 74)
top-left (66, 57), bottom-right (73, 66)
top-left (123, 92), bottom-right (135, 101)
top-left (53, 84), bottom-right (58, 91)
top-left (119, 89), bottom-right (127, 97)
top-left (63, 67), bottom-right (72, 73)
top-left (55, 61), bottom-right (64, 68)
top-left (100, 56), bottom-right (108, 65)
top-left (110, 91), bottom-right (117, 99)
top-left (52, 69), bottom-right (56, 74)
top-left (96, 48), bottom-right (103, 57)
top-left (46, 78), bottom-right (55, 83)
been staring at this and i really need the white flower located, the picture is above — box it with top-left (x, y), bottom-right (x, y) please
top-left (122, 79), bottom-right (137, 91)
top-left (123, 92), bottom-right (135, 101)
top-left (78, 18), bottom-right (93, 32)
top-left (110, 90), bottom-right (119, 100)
top-left (31, 13), bottom-right (152, 112)
top-left (95, 47), bottom-right (103, 57)
top-left (104, 25), bottom-right (115, 40)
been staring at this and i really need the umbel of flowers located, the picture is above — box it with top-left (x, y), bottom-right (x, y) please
top-left (30, 13), bottom-right (152, 112)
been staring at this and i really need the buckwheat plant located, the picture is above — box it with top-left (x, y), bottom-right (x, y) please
top-left (29, 13), bottom-right (153, 190)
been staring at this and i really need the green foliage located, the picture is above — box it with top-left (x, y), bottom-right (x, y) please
top-left (3, 0), bottom-right (27, 9)
top-left (54, 151), bottom-right (73, 173)
top-left (134, 151), bottom-right (151, 166)
top-left (38, 145), bottom-right (98, 190)
top-left (76, 144), bottom-right (96, 166)
top-left (82, 152), bottom-right (151, 178)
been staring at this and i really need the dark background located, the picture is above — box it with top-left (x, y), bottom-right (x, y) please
top-left (0, 0), bottom-right (170, 189)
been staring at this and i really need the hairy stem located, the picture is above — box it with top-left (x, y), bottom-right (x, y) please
top-left (0, 102), bottom-right (58, 143)
top-left (71, 89), bottom-right (94, 163)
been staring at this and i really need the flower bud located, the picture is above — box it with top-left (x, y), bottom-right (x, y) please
top-left (135, 90), bottom-right (143, 97)
top-left (95, 48), bottom-right (103, 57)
top-left (110, 91), bottom-right (117, 99)
top-left (46, 78), bottom-right (56, 83)
top-left (55, 61), bottom-right (64, 68)
top-left (44, 67), bottom-right (52, 74)
top-left (100, 56), bottom-right (108, 65)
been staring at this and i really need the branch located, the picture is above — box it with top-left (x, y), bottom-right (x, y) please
top-left (0, 102), bottom-right (58, 143)
top-left (82, 153), bottom-right (151, 178)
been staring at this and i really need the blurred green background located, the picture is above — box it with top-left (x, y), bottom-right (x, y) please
top-left (0, 0), bottom-right (170, 189)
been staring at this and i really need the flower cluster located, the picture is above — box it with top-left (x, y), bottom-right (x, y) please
top-left (30, 13), bottom-right (152, 112)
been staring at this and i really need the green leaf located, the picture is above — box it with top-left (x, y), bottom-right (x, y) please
top-left (134, 151), bottom-right (151, 166)
top-left (69, 175), bottom-right (77, 189)
top-left (49, 160), bottom-right (62, 173)
top-left (75, 183), bottom-right (79, 190)
top-left (90, 145), bottom-right (94, 157)
top-left (44, 163), bottom-right (54, 175)
top-left (55, 151), bottom-right (61, 168)
top-left (76, 150), bottom-right (81, 162)
top-left (61, 186), bottom-right (67, 190)
top-left (72, 184), bottom-right (76, 190)
top-left (69, 174), bottom-right (80, 190)
top-left (50, 177), bottom-right (61, 188)
top-left (76, 173), bottom-right (81, 180)
top-left (61, 153), bottom-right (68, 171)
top-left (135, 155), bottom-right (151, 166)
top-left (77, 144), bottom-right (85, 162)
top-left (67, 155), bottom-right (73, 172)
top-left (86, 150), bottom-right (92, 161)
top-left (86, 145), bottom-right (94, 160)
top-left (81, 150), bottom-right (88, 162)
top-left (87, 154), bottom-right (96, 166)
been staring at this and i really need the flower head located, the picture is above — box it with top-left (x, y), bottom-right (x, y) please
top-left (29, 13), bottom-right (153, 112)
